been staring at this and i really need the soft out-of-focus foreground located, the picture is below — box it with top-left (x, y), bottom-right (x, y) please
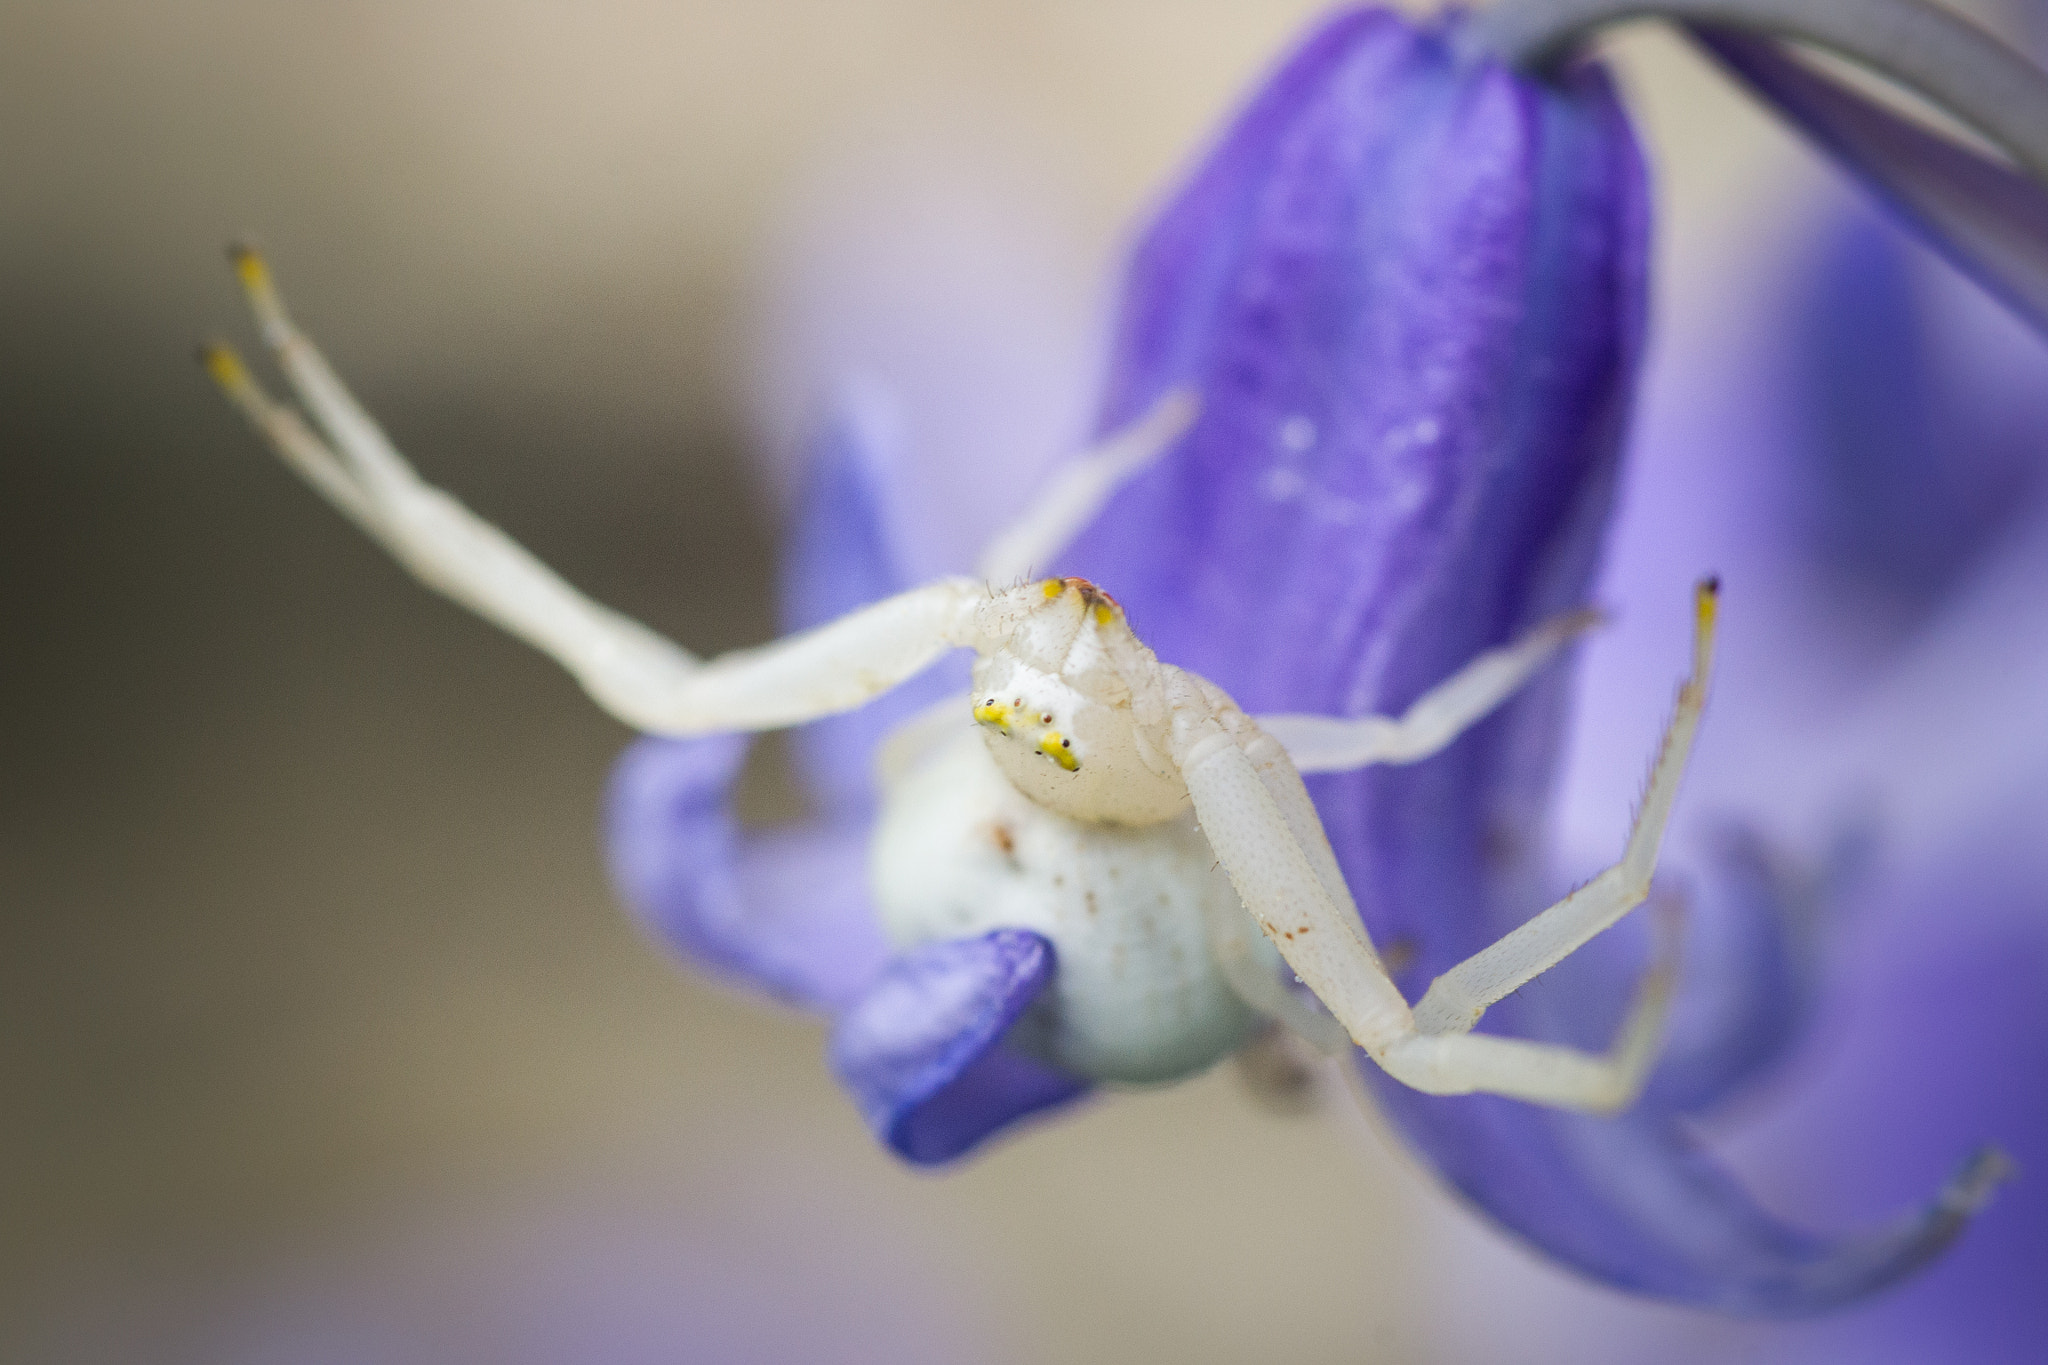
top-left (3, 3), bottom-right (2030, 1362)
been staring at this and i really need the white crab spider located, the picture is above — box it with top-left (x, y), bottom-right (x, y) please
top-left (204, 247), bottom-right (1715, 1114)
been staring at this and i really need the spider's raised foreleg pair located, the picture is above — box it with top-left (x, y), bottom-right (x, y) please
top-left (205, 248), bottom-right (1711, 1114)
top-left (203, 248), bottom-right (1008, 736)
top-left (1174, 588), bottom-right (1710, 1110)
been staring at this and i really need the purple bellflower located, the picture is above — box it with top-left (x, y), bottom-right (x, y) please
top-left (606, 4), bottom-right (1999, 1316)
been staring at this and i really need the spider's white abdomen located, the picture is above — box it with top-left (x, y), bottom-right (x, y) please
top-left (871, 729), bottom-right (1267, 1084)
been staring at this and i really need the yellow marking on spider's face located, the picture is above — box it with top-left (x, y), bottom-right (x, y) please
top-left (1039, 731), bottom-right (1080, 771)
top-left (973, 702), bottom-right (1012, 730)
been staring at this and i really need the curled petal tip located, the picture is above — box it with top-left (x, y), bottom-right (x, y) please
top-left (1555, 604), bottom-right (1607, 641)
top-left (1946, 1145), bottom-right (2016, 1215)
top-left (828, 929), bottom-right (1088, 1165)
top-left (605, 734), bottom-right (900, 1011)
top-left (1765, 1143), bottom-right (2017, 1315)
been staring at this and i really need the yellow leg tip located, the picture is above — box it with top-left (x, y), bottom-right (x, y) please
top-left (226, 242), bottom-right (285, 322)
top-left (1689, 574), bottom-right (1721, 680)
top-left (227, 241), bottom-right (270, 288)
top-left (196, 341), bottom-right (252, 393)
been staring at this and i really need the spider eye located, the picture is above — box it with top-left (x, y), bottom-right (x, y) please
top-left (1041, 713), bottom-right (1053, 724)
top-left (1060, 738), bottom-right (1071, 748)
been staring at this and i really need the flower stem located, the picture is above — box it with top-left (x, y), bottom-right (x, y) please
top-left (1469, 0), bottom-right (2048, 185)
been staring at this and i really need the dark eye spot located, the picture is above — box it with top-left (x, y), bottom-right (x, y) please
top-left (1041, 713), bottom-right (1053, 724)
top-left (1061, 738), bottom-right (1071, 748)
top-left (1012, 697), bottom-right (1022, 706)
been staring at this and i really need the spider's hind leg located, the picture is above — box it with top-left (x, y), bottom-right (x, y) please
top-left (1412, 579), bottom-right (1718, 1041)
top-left (1175, 582), bottom-right (1715, 1115)
top-left (1376, 890), bottom-right (1685, 1113)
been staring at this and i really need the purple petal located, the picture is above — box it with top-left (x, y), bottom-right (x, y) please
top-left (1379, 1086), bottom-right (2000, 1317)
top-left (604, 733), bottom-right (892, 1012)
top-left (1459, 825), bottom-right (2047, 1359)
top-left (1062, 5), bottom-right (1984, 1311)
top-left (1503, 827), bottom-right (1827, 1119)
top-left (780, 395), bottom-right (967, 816)
top-left (1385, 842), bottom-right (1997, 1318)
top-left (1067, 13), bottom-right (1635, 729)
top-left (1638, 829), bottom-right (1824, 1115)
top-left (1728, 868), bottom-right (2048, 1359)
top-left (828, 930), bottom-right (1089, 1165)
top-left (1693, 26), bottom-right (2048, 340)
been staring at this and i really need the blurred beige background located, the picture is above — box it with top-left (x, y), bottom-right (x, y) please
top-left (0, 2), bottom-right (1876, 1360)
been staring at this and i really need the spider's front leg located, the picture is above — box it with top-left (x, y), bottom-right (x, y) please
top-left (1254, 605), bottom-right (1601, 772)
top-left (1199, 605), bottom-right (1603, 1055)
top-left (201, 248), bottom-right (983, 736)
top-left (1173, 582), bottom-right (1716, 1113)
top-left (974, 390), bottom-right (1198, 586)
top-left (1177, 713), bottom-right (1673, 1111)
top-left (1170, 674), bottom-right (1419, 1057)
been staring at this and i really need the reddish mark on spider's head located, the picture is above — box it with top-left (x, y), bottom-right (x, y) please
top-left (1043, 576), bottom-right (1123, 624)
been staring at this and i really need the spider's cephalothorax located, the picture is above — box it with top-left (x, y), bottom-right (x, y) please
top-left (871, 716), bottom-right (1269, 1083)
top-left (882, 575), bottom-right (1284, 1082)
top-left (968, 576), bottom-right (1190, 827)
